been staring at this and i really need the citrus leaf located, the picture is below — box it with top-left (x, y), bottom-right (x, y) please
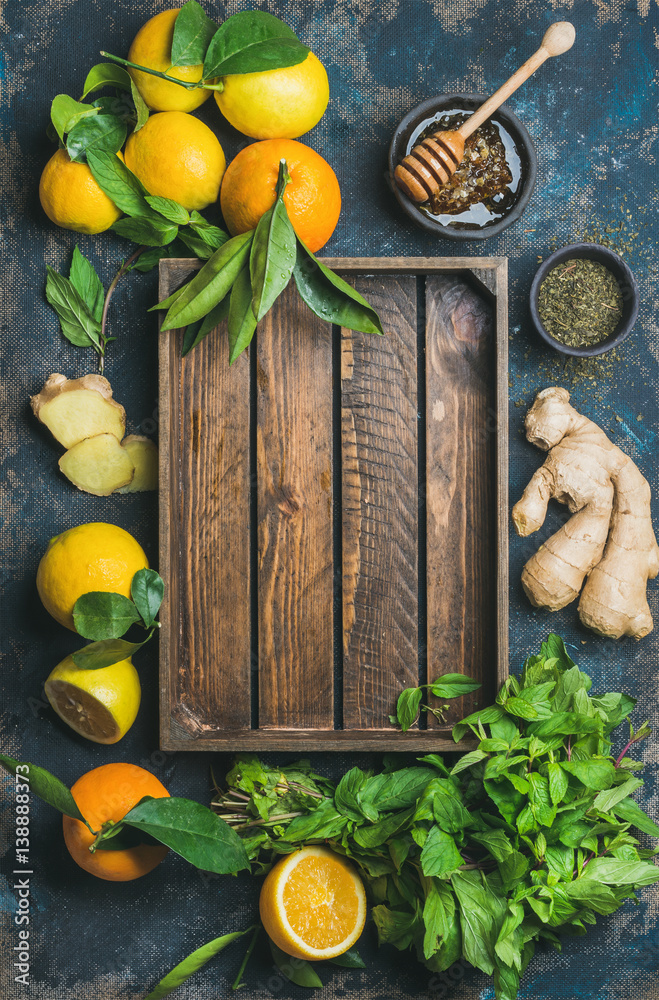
top-left (71, 637), bottom-right (150, 670)
top-left (50, 94), bottom-right (99, 143)
top-left (327, 948), bottom-right (366, 969)
top-left (228, 264), bottom-right (257, 364)
top-left (250, 160), bottom-right (296, 321)
top-left (69, 246), bottom-right (104, 323)
top-left (170, 0), bottom-right (218, 67)
top-left (293, 240), bottom-right (384, 335)
top-left (0, 755), bottom-right (88, 824)
top-left (73, 591), bottom-right (142, 640)
top-left (130, 78), bottom-right (150, 130)
top-left (143, 929), bottom-right (250, 1000)
top-left (81, 63), bottom-right (131, 98)
top-left (182, 293), bottom-right (230, 355)
top-left (203, 11), bottom-right (309, 79)
top-left (131, 568), bottom-right (164, 629)
top-left (269, 941), bottom-right (323, 988)
top-left (121, 797), bottom-right (250, 874)
top-left (66, 114), bottom-right (127, 163)
top-left (86, 149), bottom-right (155, 218)
top-left (159, 230), bottom-right (253, 330)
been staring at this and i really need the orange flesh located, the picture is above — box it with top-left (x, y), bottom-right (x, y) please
top-left (282, 855), bottom-right (361, 949)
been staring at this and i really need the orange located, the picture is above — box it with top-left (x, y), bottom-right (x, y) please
top-left (215, 52), bottom-right (329, 139)
top-left (127, 9), bottom-right (211, 113)
top-left (39, 148), bottom-right (122, 235)
top-left (220, 139), bottom-right (341, 253)
top-left (259, 846), bottom-right (366, 960)
top-left (63, 763), bottom-right (169, 881)
top-left (124, 111), bottom-right (225, 211)
top-left (36, 522), bottom-right (148, 632)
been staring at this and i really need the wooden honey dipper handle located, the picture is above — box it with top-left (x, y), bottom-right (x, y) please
top-left (394, 22), bottom-right (575, 204)
top-left (459, 22), bottom-right (576, 139)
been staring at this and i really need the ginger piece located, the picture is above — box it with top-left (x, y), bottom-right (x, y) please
top-left (31, 373), bottom-right (125, 449)
top-left (59, 434), bottom-right (135, 496)
top-left (117, 435), bottom-right (158, 493)
top-left (512, 387), bottom-right (659, 640)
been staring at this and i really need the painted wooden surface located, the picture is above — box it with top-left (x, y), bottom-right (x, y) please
top-left (2, 1), bottom-right (657, 997)
top-left (159, 259), bottom-right (508, 749)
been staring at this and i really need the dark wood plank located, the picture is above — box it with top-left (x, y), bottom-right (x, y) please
top-left (162, 729), bottom-right (478, 752)
top-left (256, 283), bottom-right (334, 729)
top-left (341, 275), bottom-right (419, 728)
top-left (425, 274), bottom-right (498, 726)
top-left (159, 266), bottom-right (252, 738)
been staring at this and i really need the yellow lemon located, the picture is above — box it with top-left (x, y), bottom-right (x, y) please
top-left (36, 522), bottom-right (148, 632)
top-left (45, 655), bottom-right (141, 744)
top-left (124, 111), bottom-right (225, 211)
top-left (215, 52), bottom-right (329, 139)
top-left (39, 149), bottom-right (122, 235)
top-left (128, 8), bottom-right (210, 113)
top-left (259, 846), bottom-right (366, 960)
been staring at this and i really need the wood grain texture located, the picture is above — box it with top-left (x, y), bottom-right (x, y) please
top-left (256, 282), bottom-right (334, 729)
top-left (159, 261), bottom-right (252, 739)
top-left (158, 258), bottom-right (509, 750)
top-left (425, 274), bottom-right (498, 725)
top-left (341, 276), bottom-right (419, 728)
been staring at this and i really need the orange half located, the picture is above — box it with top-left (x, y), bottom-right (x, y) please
top-left (259, 846), bottom-right (366, 960)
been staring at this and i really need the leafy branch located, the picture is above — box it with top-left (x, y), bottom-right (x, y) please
top-left (70, 568), bottom-right (164, 669)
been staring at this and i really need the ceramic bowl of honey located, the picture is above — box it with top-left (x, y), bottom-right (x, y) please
top-left (389, 94), bottom-right (537, 240)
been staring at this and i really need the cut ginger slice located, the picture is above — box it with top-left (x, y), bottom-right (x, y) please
top-left (259, 846), bottom-right (366, 960)
top-left (31, 373), bottom-right (125, 449)
top-left (59, 434), bottom-right (135, 496)
top-left (117, 435), bottom-right (158, 493)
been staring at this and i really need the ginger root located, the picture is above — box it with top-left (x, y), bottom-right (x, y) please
top-left (512, 387), bottom-right (659, 640)
top-left (59, 434), bottom-right (135, 496)
top-left (31, 373), bottom-right (125, 449)
top-left (117, 435), bottom-right (158, 493)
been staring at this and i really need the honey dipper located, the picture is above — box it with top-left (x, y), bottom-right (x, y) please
top-left (394, 22), bottom-right (575, 204)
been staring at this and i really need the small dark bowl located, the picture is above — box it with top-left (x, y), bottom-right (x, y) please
top-left (529, 243), bottom-right (639, 357)
top-left (388, 93), bottom-right (538, 241)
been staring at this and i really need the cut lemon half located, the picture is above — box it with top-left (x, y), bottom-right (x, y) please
top-left (259, 846), bottom-right (367, 960)
top-left (45, 655), bottom-right (141, 744)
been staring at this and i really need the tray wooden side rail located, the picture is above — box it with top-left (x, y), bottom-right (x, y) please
top-left (159, 257), bottom-right (509, 751)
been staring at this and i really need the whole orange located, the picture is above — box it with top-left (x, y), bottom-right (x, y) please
top-left (63, 762), bottom-right (169, 881)
top-left (220, 139), bottom-right (341, 253)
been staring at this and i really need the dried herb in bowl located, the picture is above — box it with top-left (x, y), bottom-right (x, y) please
top-left (538, 257), bottom-right (623, 348)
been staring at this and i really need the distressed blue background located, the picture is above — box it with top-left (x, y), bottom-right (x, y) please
top-left (1, 0), bottom-right (658, 997)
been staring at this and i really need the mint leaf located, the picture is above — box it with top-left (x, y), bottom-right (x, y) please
top-left (429, 673), bottom-right (481, 699)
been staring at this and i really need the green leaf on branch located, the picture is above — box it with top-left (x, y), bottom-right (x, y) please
top-left (429, 673), bottom-right (481, 699)
top-left (0, 755), bottom-right (90, 826)
top-left (269, 941), bottom-right (323, 988)
top-left (250, 160), bottom-right (297, 321)
top-left (395, 687), bottom-right (423, 733)
top-left (71, 637), bottom-right (151, 670)
top-left (86, 149), bottom-right (153, 217)
top-left (293, 240), bottom-right (384, 335)
top-left (146, 196), bottom-right (190, 225)
top-left (73, 591), bottom-right (142, 640)
top-left (182, 294), bottom-right (231, 355)
top-left (66, 114), bottom-right (127, 163)
top-left (171, 0), bottom-right (218, 68)
top-left (112, 216), bottom-right (179, 247)
top-left (159, 230), bottom-right (253, 330)
top-left (327, 948), bottom-right (366, 968)
top-left (203, 11), bottom-right (309, 79)
top-left (69, 246), bottom-right (104, 323)
top-left (228, 265), bottom-right (258, 363)
top-left (81, 63), bottom-right (132, 98)
top-left (122, 797), bottom-right (250, 874)
top-left (50, 95), bottom-right (99, 143)
top-left (45, 267), bottom-right (102, 350)
top-left (143, 929), bottom-right (251, 1000)
top-left (131, 569), bottom-right (165, 629)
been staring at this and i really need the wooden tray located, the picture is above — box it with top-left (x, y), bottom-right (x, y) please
top-left (158, 257), bottom-right (509, 751)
